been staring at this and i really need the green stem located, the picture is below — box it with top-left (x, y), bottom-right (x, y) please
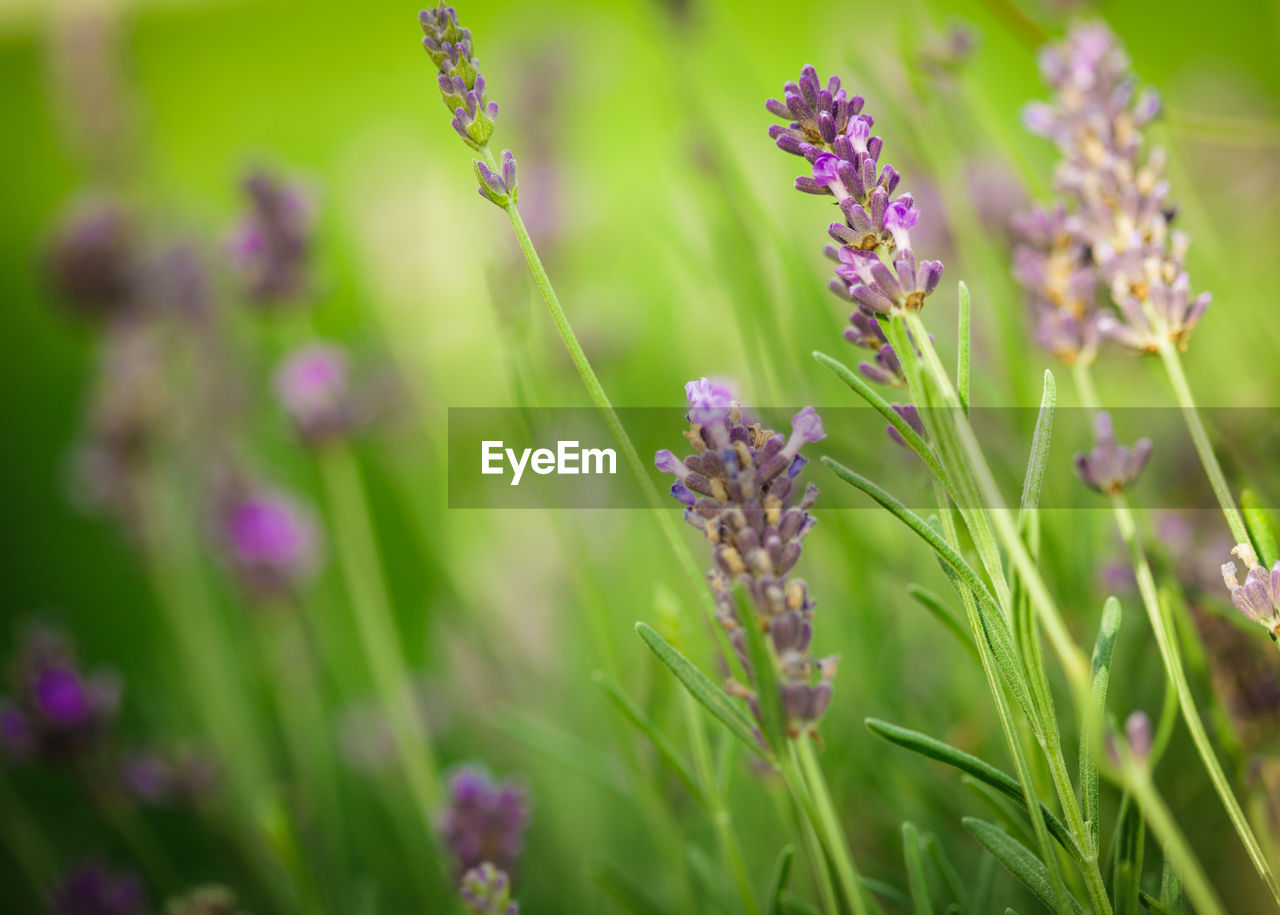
top-left (317, 445), bottom-right (442, 828)
top-left (1121, 761), bottom-right (1227, 915)
top-left (1111, 494), bottom-right (1279, 904)
top-left (479, 146), bottom-right (717, 630)
top-left (1155, 339), bottom-right (1250, 547)
top-left (682, 691), bottom-right (759, 915)
top-left (904, 312), bottom-right (1092, 693)
top-left (785, 742), bottom-right (868, 915)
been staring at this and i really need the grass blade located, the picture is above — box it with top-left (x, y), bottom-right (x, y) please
top-left (1159, 846), bottom-right (1183, 914)
top-left (902, 822), bottom-right (933, 915)
top-left (907, 584), bottom-right (979, 662)
top-left (963, 818), bottom-right (1084, 915)
top-left (590, 858), bottom-right (671, 915)
top-left (1019, 370), bottom-right (1056, 518)
top-left (767, 845), bottom-right (795, 915)
top-left (592, 669), bottom-right (709, 808)
top-left (1083, 597), bottom-right (1122, 856)
top-left (635, 622), bottom-right (766, 760)
top-left (924, 832), bottom-right (972, 914)
top-left (1242, 488), bottom-right (1279, 568)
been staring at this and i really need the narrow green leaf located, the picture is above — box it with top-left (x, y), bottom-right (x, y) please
top-left (1083, 596), bottom-right (1122, 856)
top-left (1242, 489), bottom-right (1280, 568)
top-left (779, 889), bottom-right (824, 915)
top-left (813, 350), bottom-right (950, 486)
top-left (1140, 890), bottom-right (1178, 915)
top-left (635, 622), bottom-right (765, 759)
top-left (822, 459), bottom-right (996, 612)
top-left (963, 818), bottom-right (1084, 915)
top-left (591, 670), bottom-right (708, 808)
top-left (903, 822), bottom-right (933, 915)
top-left (1159, 845), bottom-right (1183, 914)
top-left (960, 776), bottom-right (1037, 853)
top-left (957, 281), bottom-right (971, 413)
top-left (924, 832), bottom-right (971, 914)
top-left (865, 718), bottom-right (1083, 862)
top-left (494, 711), bottom-right (627, 796)
top-left (686, 843), bottom-right (738, 915)
top-left (1019, 370), bottom-right (1056, 517)
top-left (768, 846), bottom-right (795, 915)
top-left (1114, 799), bottom-right (1145, 915)
top-left (858, 876), bottom-right (912, 912)
top-left (907, 584), bottom-right (978, 662)
top-left (737, 588), bottom-right (787, 755)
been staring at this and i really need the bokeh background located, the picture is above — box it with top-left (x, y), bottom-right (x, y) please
top-left (2, 0), bottom-right (1280, 911)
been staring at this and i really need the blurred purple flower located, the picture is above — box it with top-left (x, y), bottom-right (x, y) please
top-left (227, 169), bottom-right (313, 304)
top-left (0, 625), bottom-right (120, 765)
top-left (1073, 411), bottom-right (1152, 495)
top-left (1015, 23), bottom-right (1208, 356)
top-left (50, 861), bottom-right (145, 915)
top-left (439, 766), bottom-right (531, 880)
top-left (219, 487), bottom-right (320, 599)
top-left (46, 198), bottom-right (137, 320)
top-left (275, 343), bottom-right (352, 446)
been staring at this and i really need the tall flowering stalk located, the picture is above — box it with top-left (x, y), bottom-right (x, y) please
top-left (415, 5), bottom-right (715, 626)
top-left (770, 64), bottom-right (1113, 913)
top-left (1015, 24), bottom-right (1280, 904)
top-left (1014, 22), bottom-right (1250, 550)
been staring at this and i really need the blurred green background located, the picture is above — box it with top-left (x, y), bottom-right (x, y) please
top-left (2, 0), bottom-right (1280, 911)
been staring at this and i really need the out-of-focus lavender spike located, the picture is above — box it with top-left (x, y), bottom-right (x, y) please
top-left (275, 343), bottom-right (353, 447)
top-left (49, 860), bottom-right (146, 915)
top-left (1013, 22), bottom-right (1208, 358)
top-left (45, 198), bottom-right (138, 320)
top-left (0, 624), bottom-right (120, 765)
top-left (439, 765), bottom-right (531, 880)
top-left (217, 484), bottom-right (321, 600)
top-left (226, 169), bottom-right (314, 305)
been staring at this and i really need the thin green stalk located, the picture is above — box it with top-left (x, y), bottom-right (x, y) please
top-left (1118, 759), bottom-right (1227, 915)
top-left (787, 741), bottom-right (869, 915)
top-left (903, 311), bottom-right (1091, 693)
top-left (1072, 360), bottom-right (1278, 902)
top-left (1110, 494), bottom-right (1279, 905)
top-left (317, 445), bottom-right (442, 828)
top-left (478, 146), bottom-right (717, 630)
top-left (931, 481), bottom-right (1074, 914)
top-left (681, 690), bottom-right (760, 915)
top-left (1154, 339), bottom-right (1251, 547)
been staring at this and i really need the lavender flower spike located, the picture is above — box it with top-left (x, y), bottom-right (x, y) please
top-left (1073, 411), bottom-right (1153, 495)
top-left (655, 382), bottom-right (835, 736)
top-left (459, 863), bottom-right (519, 915)
top-left (275, 343), bottom-right (353, 446)
top-left (768, 64), bottom-right (943, 369)
top-left (1222, 542), bottom-right (1280, 639)
top-left (218, 486), bottom-right (321, 599)
top-left (226, 169), bottom-right (313, 305)
top-left (50, 861), bottom-right (146, 915)
top-left (419, 5), bottom-right (519, 205)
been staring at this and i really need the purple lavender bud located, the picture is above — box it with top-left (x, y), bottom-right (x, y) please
top-left (120, 751), bottom-right (174, 804)
top-left (458, 862), bottom-right (519, 915)
top-left (45, 199), bottom-right (137, 320)
top-left (474, 150), bottom-right (519, 207)
top-left (220, 489), bottom-right (320, 598)
top-left (420, 5), bottom-right (498, 150)
top-left (886, 403), bottom-right (926, 450)
top-left (439, 766), bottom-right (531, 879)
top-left (49, 861), bottom-right (146, 915)
top-left (275, 343), bottom-right (352, 446)
top-left (1072, 411), bottom-right (1153, 495)
top-left (1222, 544), bottom-right (1280, 635)
top-left (226, 169), bottom-right (313, 305)
top-left (1125, 710), bottom-right (1152, 760)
